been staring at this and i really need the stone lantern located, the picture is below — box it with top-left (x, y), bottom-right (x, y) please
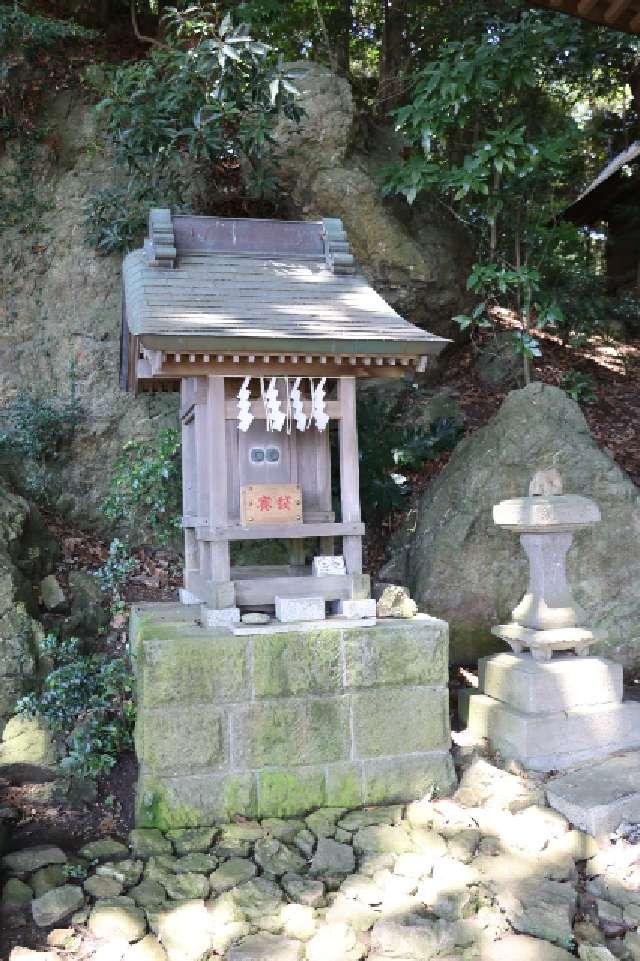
top-left (491, 469), bottom-right (600, 661)
top-left (462, 469), bottom-right (640, 774)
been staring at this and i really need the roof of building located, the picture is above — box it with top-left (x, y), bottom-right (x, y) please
top-left (562, 142), bottom-right (640, 225)
top-left (530, 0), bottom-right (640, 35)
top-left (122, 211), bottom-right (447, 357)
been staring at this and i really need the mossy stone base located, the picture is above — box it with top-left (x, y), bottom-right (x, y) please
top-left (132, 603), bottom-right (455, 827)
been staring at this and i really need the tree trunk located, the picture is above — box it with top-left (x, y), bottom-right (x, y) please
top-left (335, 0), bottom-right (351, 76)
top-left (377, 0), bottom-right (408, 112)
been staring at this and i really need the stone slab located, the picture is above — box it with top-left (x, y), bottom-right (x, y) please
top-left (466, 693), bottom-right (640, 771)
top-left (232, 616), bottom-right (375, 636)
top-left (275, 596), bottom-right (326, 623)
top-left (479, 653), bottom-right (623, 715)
top-left (546, 752), bottom-right (640, 836)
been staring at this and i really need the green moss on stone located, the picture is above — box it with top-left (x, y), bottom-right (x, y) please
top-left (137, 772), bottom-right (257, 829)
top-left (139, 634), bottom-right (248, 707)
top-left (363, 753), bottom-right (457, 805)
top-left (352, 687), bottom-right (449, 758)
top-left (232, 698), bottom-right (350, 768)
top-left (138, 704), bottom-right (227, 775)
top-left (344, 622), bottom-right (448, 689)
top-left (257, 768), bottom-right (326, 818)
top-left (325, 762), bottom-right (363, 808)
top-left (252, 630), bottom-right (342, 698)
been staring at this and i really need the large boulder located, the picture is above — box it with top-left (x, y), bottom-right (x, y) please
top-left (273, 62), bottom-right (471, 341)
top-left (391, 383), bottom-right (640, 665)
top-left (0, 475), bottom-right (57, 731)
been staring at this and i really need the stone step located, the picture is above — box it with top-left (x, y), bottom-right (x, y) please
top-left (546, 751), bottom-right (640, 836)
top-left (478, 652), bottom-right (623, 714)
top-left (464, 693), bottom-right (640, 772)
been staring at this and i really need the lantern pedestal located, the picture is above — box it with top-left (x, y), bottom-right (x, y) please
top-left (461, 652), bottom-right (640, 772)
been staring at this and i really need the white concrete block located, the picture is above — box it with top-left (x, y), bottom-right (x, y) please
top-left (479, 653), bottom-right (623, 715)
top-left (179, 588), bottom-right (202, 606)
top-left (546, 752), bottom-right (640, 836)
top-left (466, 693), bottom-right (640, 772)
top-left (312, 555), bottom-right (346, 577)
top-left (274, 596), bottom-right (325, 623)
top-left (201, 605), bottom-right (241, 628)
top-left (333, 598), bottom-right (377, 619)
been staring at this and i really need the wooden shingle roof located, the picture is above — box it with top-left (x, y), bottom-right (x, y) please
top-left (121, 210), bottom-right (448, 391)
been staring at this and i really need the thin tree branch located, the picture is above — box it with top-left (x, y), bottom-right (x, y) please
top-left (130, 0), bottom-right (171, 51)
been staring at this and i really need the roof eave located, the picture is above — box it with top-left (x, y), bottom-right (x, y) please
top-left (138, 333), bottom-right (450, 357)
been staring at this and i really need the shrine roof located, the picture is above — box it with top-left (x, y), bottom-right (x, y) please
top-left (122, 210), bottom-right (448, 357)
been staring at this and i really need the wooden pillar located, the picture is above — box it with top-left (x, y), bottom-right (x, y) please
top-left (181, 378), bottom-right (200, 598)
top-left (338, 377), bottom-right (363, 575)
top-left (204, 375), bottom-right (234, 608)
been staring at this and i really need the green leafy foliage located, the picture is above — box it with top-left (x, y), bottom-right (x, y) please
top-left (0, 2), bottom-right (96, 141)
top-left (383, 8), bottom-right (640, 373)
top-left (560, 368), bottom-right (597, 403)
top-left (94, 538), bottom-right (138, 616)
top-left (102, 428), bottom-right (182, 545)
top-left (17, 633), bottom-right (135, 780)
top-left (86, 5), bottom-right (301, 252)
top-left (0, 385), bottom-right (82, 501)
top-left (357, 390), bottom-right (463, 521)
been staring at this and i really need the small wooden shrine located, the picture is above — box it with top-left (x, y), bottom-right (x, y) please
top-left (121, 209), bottom-right (447, 628)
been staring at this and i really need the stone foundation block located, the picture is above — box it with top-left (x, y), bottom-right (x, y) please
top-left (136, 705), bottom-right (227, 776)
top-left (252, 631), bottom-right (342, 698)
top-left (137, 770), bottom-right (258, 829)
top-left (466, 693), bottom-right (640, 771)
top-left (363, 753), bottom-right (456, 805)
top-left (135, 629), bottom-right (249, 707)
top-left (352, 687), bottom-right (449, 758)
top-left (132, 602), bottom-right (454, 824)
top-left (344, 615), bottom-right (448, 688)
top-left (230, 698), bottom-right (351, 767)
top-left (275, 596), bottom-right (326, 623)
top-left (479, 653), bottom-right (623, 714)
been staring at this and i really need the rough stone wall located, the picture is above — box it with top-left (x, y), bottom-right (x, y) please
top-left (132, 603), bottom-right (455, 827)
top-left (391, 383), bottom-right (640, 666)
top-left (0, 92), bottom-right (176, 520)
top-left (273, 63), bottom-right (472, 341)
top-left (0, 476), bottom-right (57, 732)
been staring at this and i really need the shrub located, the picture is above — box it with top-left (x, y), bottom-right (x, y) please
top-left (0, 385), bottom-right (82, 501)
top-left (357, 388), bottom-right (463, 521)
top-left (102, 428), bottom-right (182, 545)
top-left (94, 538), bottom-right (138, 616)
top-left (17, 633), bottom-right (135, 780)
top-left (86, 6), bottom-right (301, 252)
top-left (560, 369), bottom-right (597, 403)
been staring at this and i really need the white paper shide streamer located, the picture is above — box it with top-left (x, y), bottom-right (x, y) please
top-left (264, 377), bottom-right (286, 432)
top-left (237, 377), bottom-right (328, 432)
top-left (311, 377), bottom-right (329, 431)
top-left (290, 377), bottom-right (307, 431)
top-left (237, 376), bottom-right (254, 432)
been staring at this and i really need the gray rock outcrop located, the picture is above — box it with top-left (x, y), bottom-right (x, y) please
top-left (274, 62), bottom-right (471, 341)
top-left (0, 91), bottom-right (176, 519)
top-left (0, 475), bottom-right (57, 731)
top-left (390, 383), bottom-right (640, 665)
